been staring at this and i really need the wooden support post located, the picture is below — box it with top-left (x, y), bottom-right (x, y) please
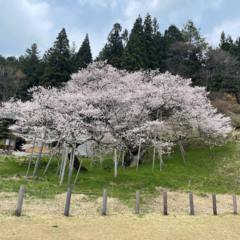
top-left (68, 147), bottom-right (75, 185)
top-left (189, 192), bottom-right (194, 215)
top-left (25, 134), bottom-right (36, 177)
top-left (101, 189), bottom-right (107, 216)
top-left (43, 134), bottom-right (62, 176)
top-left (122, 151), bottom-right (125, 168)
top-left (233, 195), bottom-right (237, 215)
top-left (212, 194), bottom-right (217, 215)
top-left (136, 142), bottom-right (141, 170)
top-left (60, 147), bottom-right (68, 185)
top-left (15, 185), bottom-right (25, 216)
top-left (163, 191), bottom-right (168, 215)
top-left (135, 190), bottom-right (140, 214)
top-left (114, 149), bottom-right (118, 178)
top-left (64, 186), bottom-right (72, 216)
top-left (74, 158), bottom-right (83, 185)
top-left (33, 129), bottom-right (46, 177)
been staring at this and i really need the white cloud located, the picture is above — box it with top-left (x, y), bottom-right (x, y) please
top-left (206, 19), bottom-right (240, 47)
top-left (123, 0), bottom-right (164, 29)
top-left (0, 0), bottom-right (53, 55)
top-left (122, 0), bottom-right (225, 26)
top-left (77, 0), bottom-right (118, 9)
top-left (124, 0), bottom-right (142, 17)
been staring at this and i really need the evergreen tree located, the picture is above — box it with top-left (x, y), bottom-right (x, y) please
top-left (75, 34), bottom-right (92, 70)
top-left (121, 16), bottom-right (145, 70)
top-left (233, 37), bottom-right (240, 61)
top-left (0, 119), bottom-right (12, 140)
top-left (98, 23), bottom-right (125, 68)
top-left (41, 28), bottom-right (72, 87)
top-left (143, 13), bottom-right (157, 69)
top-left (206, 48), bottom-right (240, 95)
top-left (219, 32), bottom-right (234, 52)
top-left (18, 43), bottom-right (43, 99)
top-left (162, 25), bottom-right (184, 72)
top-left (164, 25), bottom-right (184, 44)
top-left (163, 20), bottom-right (206, 86)
top-left (152, 17), bottom-right (165, 70)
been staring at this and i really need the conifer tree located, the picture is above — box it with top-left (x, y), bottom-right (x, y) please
top-left (18, 43), bottom-right (42, 99)
top-left (98, 23), bottom-right (125, 68)
top-left (121, 16), bottom-right (145, 70)
top-left (75, 34), bottom-right (93, 70)
top-left (220, 31), bottom-right (234, 52)
top-left (41, 28), bottom-right (72, 87)
top-left (164, 20), bottom-right (206, 86)
top-left (143, 13), bottom-right (156, 69)
top-left (164, 25), bottom-right (184, 44)
top-left (233, 38), bottom-right (240, 61)
top-left (151, 17), bottom-right (164, 70)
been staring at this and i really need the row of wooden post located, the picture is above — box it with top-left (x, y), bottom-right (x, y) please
top-left (14, 185), bottom-right (238, 217)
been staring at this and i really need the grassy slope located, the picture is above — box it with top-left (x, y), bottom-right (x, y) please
top-left (0, 142), bottom-right (240, 200)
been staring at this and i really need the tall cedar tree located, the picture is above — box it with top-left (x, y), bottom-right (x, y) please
top-left (17, 43), bottom-right (42, 100)
top-left (143, 14), bottom-right (157, 69)
top-left (152, 17), bottom-right (165, 70)
top-left (164, 25), bottom-right (184, 44)
top-left (41, 28), bottom-right (72, 87)
top-left (98, 23), bottom-right (125, 68)
top-left (233, 38), bottom-right (240, 61)
top-left (219, 32), bottom-right (234, 52)
top-left (75, 34), bottom-right (92, 70)
top-left (0, 56), bottom-right (25, 101)
top-left (121, 16), bottom-right (145, 70)
top-left (220, 32), bottom-right (240, 62)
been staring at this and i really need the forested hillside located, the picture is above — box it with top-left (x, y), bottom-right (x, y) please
top-left (1, 14), bottom-right (240, 104)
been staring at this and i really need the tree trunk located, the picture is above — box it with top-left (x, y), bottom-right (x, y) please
top-left (123, 149), bottom-right (145, 167)
top-left (72, 154), bottom-right (88, 172)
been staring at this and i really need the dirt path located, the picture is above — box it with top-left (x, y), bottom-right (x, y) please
top-left (0, 214), bottom-right (240, 240)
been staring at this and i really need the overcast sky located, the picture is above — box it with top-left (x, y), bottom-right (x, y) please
top-left (1, 0), bottom-right (240, 57)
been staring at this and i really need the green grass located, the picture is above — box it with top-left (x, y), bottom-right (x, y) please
top-left (1, 142), bottom-right (240, 201)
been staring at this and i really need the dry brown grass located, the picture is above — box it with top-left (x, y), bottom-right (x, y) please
top-left (1, 214), bottom-right (240, 240)
top-left (0, 191), bottom-right (240, 239)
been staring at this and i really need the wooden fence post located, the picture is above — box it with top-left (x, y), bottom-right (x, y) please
top-left (15, 185), bottom-right (25, 216)
top-left (101, 189), bottom-right (107, 216)
top-left (212, 194), bottom-right (217, 215)
top-left (64, 186), bottom-right (72, 216)
top-left (163, 191), bottom-right (168, 215)
top-left (189, 192), bottom-right (195, 215)
top-left (135, 190), bottom-right (140, 214)
top-left (233, 195), bottom-right (237, 215)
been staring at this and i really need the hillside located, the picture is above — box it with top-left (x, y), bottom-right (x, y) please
top-left (0, 142), bottom-right (240, 200)
top-left (211, 92), bottom-right (240, 130)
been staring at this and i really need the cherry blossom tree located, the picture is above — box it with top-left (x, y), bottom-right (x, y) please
top-left (0, 62), bottom-right (232, 174)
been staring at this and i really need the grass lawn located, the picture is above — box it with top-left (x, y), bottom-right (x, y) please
top-left (0, 141), bottom-right (240, 200)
